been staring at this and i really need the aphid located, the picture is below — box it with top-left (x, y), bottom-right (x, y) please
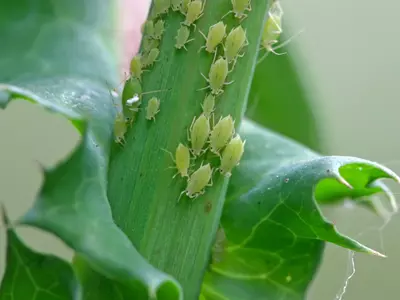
top-left (258, 0), bottom-right (288, 64)
top-left (163, 143), bottom-right (191, 178)
top-left (130, 55), bottom-right (143, 81)
top-left (181, 0), bottom-right (191, 14)
top-left (171, 0), bottom-right (182, 11)
top-left (209, 115), bottom-right (235, 154)
top-left (188, 114), bottom-right (210, 156)
top-left (182, 0), bottom-right (206, 28)
top-left (179, 163), bottom-right (213, 201)
top-left (224, 25), bottom-right (248, 64)
top-left (175, 25), bottom-right (194, 50)
top-left (222, 0), bottom-right (252, 21)
top-left (212, 227), bottom-right (226, 263)
top-left (146, 97), bottom-right (161, 121)
top-left (219, 134), bottom-right (245, 177)
top-left (142, 48), bottom-right (160, 67)
top-left (152, 0), bottom-right (170, 17)
top-left (199, 21), bottom-right (226, 55)
top-left (142, 37), bottom-right (160, 54)
top-left (114, 112), bottom-right (128, 145)
top-left (201, 94), bottom-right (215, 118)
top-left (200, 57), bottom-right (233, 96)
top-left (141, 20), bottom-right (155, 38)
top-left (154, 20), bottom-right (165, 40)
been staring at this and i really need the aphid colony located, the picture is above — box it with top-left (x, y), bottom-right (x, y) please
top-left (112, 0), bottom-right (292, 202)
top-left (167, 113), bottom-right (245, 202)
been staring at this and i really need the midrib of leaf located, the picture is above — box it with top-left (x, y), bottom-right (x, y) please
top-left (107, 1), bottom-right (270, 298)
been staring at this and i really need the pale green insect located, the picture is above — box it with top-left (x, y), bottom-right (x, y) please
top-left (142, 48), bottom-right (160, 67)
top-left (200, 57), bottom-right (233, 96)
top-left (181, 0), bottom-right (192, 14)
top-left (114, 112), bottom-right (128, 145)
top-left (222, 0), bottom-right (252, 20)
top-left (171, 0), bottom-right (182, 11)
top-left (142, 37), bottom-right (159, 54)
top-left (182, 0), bottom-right (206, 28)
top-left (130, 55), bottom-right (143, 81)
top-left (209, 115), bottom-right (235, 154)
top-left (199, 21), bottom-right (226, 55)
top-left (141, 20), bottom-right (155, 38)
top-left (178, 163), bottom-right (213, 201)
top-left (188, 114), bottom-right (210, 156)
top-left (154, 20), bottom-right (165, 40)
top-left (219, 134), bottom-right (245, 177)
top-left (258, 0), bottom-right (287, 64)
top-left (152, 0), bottom-right (170, 17)
top-left (201, 94), bottom-right (215, 118)
top-left (224, 25), bottom-right (248, 64)
top-left (146, 97), bottom-right (161, 121)
top-left (162, 143), bottom-right (191, 178)
top-left (175, 25), bottom-right (194, 50)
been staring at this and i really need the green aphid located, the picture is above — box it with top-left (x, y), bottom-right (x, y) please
top-left (178, 163), bottom-right (213, 202)
top-left (222, 0), bottom-right (252, 21)
top-left (188, 114), bottom-right (210, 156)
top-left (142, 48), bottom-right (160, 67)
top-left (146, 97), bottom-right (161, 121)
top-left (162, 143), bottom-right (191, 178)
top-left (130, 55), bottom-right (143, 81)
top-left (182, 0), bottom-right (206, 29)
top-left (219, 134), bottom-right (245, 177)
top-left (142, 37), bottom-right (160, 54)
top-left (141, 20), bottom-right (155, 38)
top-left (200, 57), bottom-right (233, 96)
top-left (181, 0), bottom-right (192, 14)
top-left (199, 21), bottom-right (226, 54)
top-left (209, 115), bottom-right (235, 154)
top-left (154, 19), bottom-right (165, 40)
top-left (201, 94), bottom-right (215, 118)
top-left (224, 25), bottom-right (248, 64)
top-left (175, 25), bottom-right (194, 50)
top-left (152, 0), bottom-right (170, 17)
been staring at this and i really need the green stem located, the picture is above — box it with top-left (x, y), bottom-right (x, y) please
top-left (108, 1), bottom-right (270, 298)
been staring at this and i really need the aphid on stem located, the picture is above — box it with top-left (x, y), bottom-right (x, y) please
top-left (182, 0), bottom-right (206, 29)
top-left (162, 143), bottom-right (191, 178)
top-left (198, 21), bottom-right (226, 59)
top-left (154, 20), bottom-right (165, 40)
top-left (188, 114), bottom-right (210, 156)
top-left (201, 94), bottom-right (215, 119)
top-left (209, 115), bottom-right (235, 155)
top-left (142, 38), bottom-right (160, 54)
top-left (222, 0), bottom-right (252, 21)
top-left (107, 84), bottom-right (128, 145)
top-left (152, 0), bottom-right (170, 17)
top-left (178, 163), bottom-right (213, 202)
top-left (224, 25), bottom-right (248, 66)
top-left (129, 55), bottom-right (143, 81)
top-left (142, 48), bottom-right (160, 67)
top-left (219, 134), bottom-right (245, 177)
top-left (146, 97), bottom-right (161, 121)
top-left (141, 20), bottom-right (155, 38)
top-left (175, 25), bottom-right (194, 51)
top-left (199, 57), bottom-right (233, 96)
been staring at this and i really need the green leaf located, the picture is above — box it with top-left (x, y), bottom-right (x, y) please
top-left (201, 120), bottom-right (399, 300)
top-left (247, 31), bottom-right (322, 152)
top-left (0, 208), bottom-right (81, 300)
top-left (0, 0), bottom-right (181, 298)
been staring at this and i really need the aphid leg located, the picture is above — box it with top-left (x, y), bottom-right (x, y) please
top-left (160, 148), bottom-right (175, 162)
top-left (198, 45), bottom-right (206, 53)
top-left (212, 50), bottom-right (218, 64)
top-left (199, 30), bottom-right (207, 40)
top-left (221, 10), bottom-right (233, 20)
top-left (224, 79), bottom-right (235, 86)
top-left (177, 190), bottom-right (186, 202)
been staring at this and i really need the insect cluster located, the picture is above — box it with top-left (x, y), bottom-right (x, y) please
top-left (112, 0), bottom-right (284, 202)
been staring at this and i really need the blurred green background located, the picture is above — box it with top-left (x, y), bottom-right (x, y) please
top-left (1, 0), bottom-right (400, 299)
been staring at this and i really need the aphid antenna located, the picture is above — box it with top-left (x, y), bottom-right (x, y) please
top-left (271, 28), bottom-right (305, 51)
